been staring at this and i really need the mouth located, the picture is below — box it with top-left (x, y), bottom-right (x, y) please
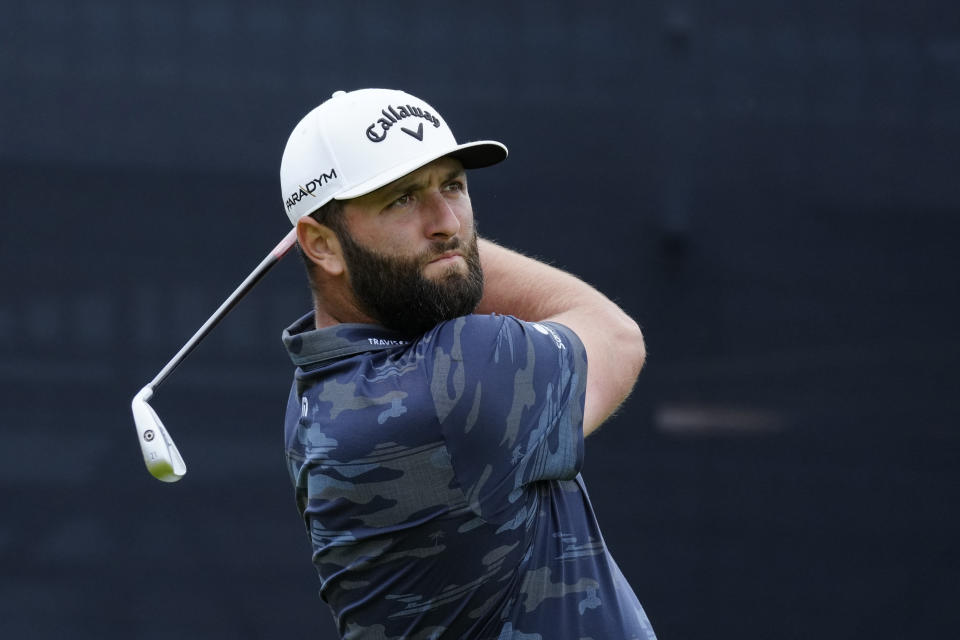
top-left (427, 251), bottom-right (463, 266)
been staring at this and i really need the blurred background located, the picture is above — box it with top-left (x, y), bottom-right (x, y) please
top-left (2, 1), bottom-right (958, 638)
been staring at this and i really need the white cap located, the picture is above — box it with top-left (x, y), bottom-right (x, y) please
top-left (280, 88), bottom-right (508, 225)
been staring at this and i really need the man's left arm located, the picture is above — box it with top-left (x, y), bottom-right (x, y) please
top-left (474, 238), bottom-right (645, 436)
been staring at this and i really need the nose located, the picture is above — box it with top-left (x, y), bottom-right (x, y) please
top-left (422, 191), bottom-right (461, 239)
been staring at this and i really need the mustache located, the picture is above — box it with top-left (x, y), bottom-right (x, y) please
top-left (420, 236), bottom-right (464, 262)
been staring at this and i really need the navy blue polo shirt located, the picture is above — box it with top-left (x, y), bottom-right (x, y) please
top-left (282, 312), bottom-right (655, 639)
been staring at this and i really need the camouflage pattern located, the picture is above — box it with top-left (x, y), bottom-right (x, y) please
top-left (282, 312), bottom-right (656, 639)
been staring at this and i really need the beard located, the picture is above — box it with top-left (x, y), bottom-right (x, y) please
top-left (338, 230), bottom-right (485, 337)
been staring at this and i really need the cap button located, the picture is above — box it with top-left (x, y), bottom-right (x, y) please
top-left (332, 90), bottom-right (346, 98)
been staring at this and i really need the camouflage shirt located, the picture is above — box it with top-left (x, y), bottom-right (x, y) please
top-left (282, 312), bottom-right (656, 640)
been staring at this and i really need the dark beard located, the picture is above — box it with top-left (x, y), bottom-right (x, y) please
top-left (338, 230), bottom-right (484, 337)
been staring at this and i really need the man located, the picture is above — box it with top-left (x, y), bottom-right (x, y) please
top-left (279, 89), bottom-right (654, 639)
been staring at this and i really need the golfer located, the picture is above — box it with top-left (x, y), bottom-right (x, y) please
top-left (280, 88), bottom-right (655, 639)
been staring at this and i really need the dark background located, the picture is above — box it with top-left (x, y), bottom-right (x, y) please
top-left (2, 1), bottom-right (958, 638)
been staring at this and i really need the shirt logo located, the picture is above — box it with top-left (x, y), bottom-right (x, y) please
top-left (532, 323), bottom-right (566, 350)
top-left (367, 337), bottom-right (408, 346)
top-left (366, 104), bottom-right (441, 143)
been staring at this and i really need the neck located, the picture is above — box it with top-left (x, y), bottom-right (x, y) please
top-left (312, 283), bottom-right (377, 330)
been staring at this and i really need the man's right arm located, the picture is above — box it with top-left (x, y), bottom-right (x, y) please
top-left (474, 238), bottom-right (646, 436)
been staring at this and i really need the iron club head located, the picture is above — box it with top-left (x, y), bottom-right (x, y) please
top-left (132, 387), bottom-right (187, 482)
top-left (130, 229), bottom-right (297, 482)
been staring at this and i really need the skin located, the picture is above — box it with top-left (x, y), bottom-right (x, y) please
top-left (297, 156), bottom-right (646, 436)
top-left (297, 157), bottom-right (474, 330)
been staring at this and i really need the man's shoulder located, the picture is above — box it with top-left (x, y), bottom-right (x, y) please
top-left (428, 312), bottom-right (511, 339)
top-left (427, 313), bottom-right (581, 354)
top-left (418, 313), bottom-right (526, 358)
top-left (418, 313), bottom-right (583, 359)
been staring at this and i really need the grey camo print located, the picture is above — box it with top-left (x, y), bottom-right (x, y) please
top-left (283, 313), bottom-right (656, 639)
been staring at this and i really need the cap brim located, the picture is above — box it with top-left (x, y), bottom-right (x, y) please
top-left (335, 140), bottom-right (508, 201)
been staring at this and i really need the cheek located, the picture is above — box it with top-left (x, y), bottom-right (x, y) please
top-left (351, 219), bottom-right (416, 255)
top-left (453, 201), bottom-right (475, 233)
top-left (363, 224), bottom-right (424, 259)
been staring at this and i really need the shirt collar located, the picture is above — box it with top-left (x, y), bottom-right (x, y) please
top-left (281, 311), bottom-right (411, 367)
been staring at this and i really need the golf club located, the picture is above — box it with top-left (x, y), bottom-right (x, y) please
top-left (131, 228), bottom-right (298, 482)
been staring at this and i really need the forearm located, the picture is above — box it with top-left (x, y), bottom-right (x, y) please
top-left (475, 238), bottom-right (593, 320)
top-left (476, 238), bottom-right (645, 434)
top-left (476, 238), bottom-right (637, 333)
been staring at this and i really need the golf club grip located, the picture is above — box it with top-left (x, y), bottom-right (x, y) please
top-left (148, 228), bottom-right (298, 391)
top-left (271, 227), bottom-right (298, 258)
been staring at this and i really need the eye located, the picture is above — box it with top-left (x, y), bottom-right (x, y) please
top-left (444, 179), bottom-right (466, 193)
top-left (388, 193), bottom-right (412, 209)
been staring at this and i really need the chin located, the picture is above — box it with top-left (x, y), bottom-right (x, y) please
top-left (424, 261), bottom-right (467, 280)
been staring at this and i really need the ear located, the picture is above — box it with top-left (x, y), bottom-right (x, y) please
top-left (297, 216), bottom-right (346, 277)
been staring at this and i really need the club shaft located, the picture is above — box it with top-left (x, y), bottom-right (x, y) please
top-left (147, 228), bottom-right (298, 392)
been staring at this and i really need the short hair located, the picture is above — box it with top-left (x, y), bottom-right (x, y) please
top-left (296, 198), bottom-right (346, 289)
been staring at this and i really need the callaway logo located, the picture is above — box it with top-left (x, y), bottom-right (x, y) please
top-left (366, 104), bottom-right (441, 143)
top-left (285, 169), bottom-right (338, 211)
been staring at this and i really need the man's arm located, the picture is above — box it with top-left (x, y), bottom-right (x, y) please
top-left (474, 238), bottom-right (646, 436)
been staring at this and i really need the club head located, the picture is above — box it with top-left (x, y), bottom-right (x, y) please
top-left (132, 387), bottom-right (187, 482)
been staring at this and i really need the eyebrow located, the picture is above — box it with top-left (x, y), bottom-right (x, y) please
top-left (380, 167), bottom-right (466, 200)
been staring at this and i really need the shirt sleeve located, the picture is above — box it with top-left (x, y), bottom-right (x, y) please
top-left (418, 314), bottom-right (588, 525)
